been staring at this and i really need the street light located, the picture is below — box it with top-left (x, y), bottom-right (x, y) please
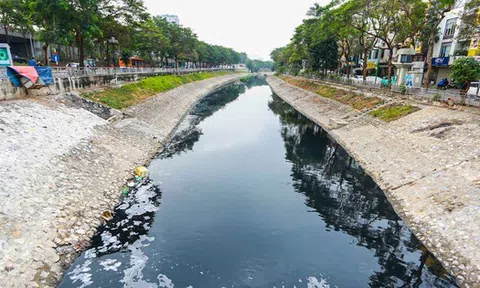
top-left (109, 36), bottom-right (119, 67)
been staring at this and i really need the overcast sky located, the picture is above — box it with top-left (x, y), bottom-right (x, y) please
top-left (143, 0), bottom-right (328, 60)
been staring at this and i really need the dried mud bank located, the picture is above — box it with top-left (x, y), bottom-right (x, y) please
top-left (267, 76), bottom-right (480, 287)
top-left (0, 73), bottom-right (245, 287)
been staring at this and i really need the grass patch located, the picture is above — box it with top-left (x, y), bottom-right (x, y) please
top-left (83, 71), bottom-right (232, 109)
top-left (369, 104), bottom-right (420, 122)
top-left (239, 75), bottom-right (255, 83)
top-left (280, 76), bottom-right (383, 110)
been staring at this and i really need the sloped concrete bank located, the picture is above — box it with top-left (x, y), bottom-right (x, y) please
top-left (0, 73), bottom-right (246, 287)
top-left (267, 76), bottom-right (480, 287)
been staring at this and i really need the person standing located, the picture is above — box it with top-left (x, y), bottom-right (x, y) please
top-left (28, 57), bottom-right (36, 66)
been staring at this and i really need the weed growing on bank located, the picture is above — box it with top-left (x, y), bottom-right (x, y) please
top-left (83, 71), bottom-right (232, 109)
top-left (369, 104), bottom-right (420, 122)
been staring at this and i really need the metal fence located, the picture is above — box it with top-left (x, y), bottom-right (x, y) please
top-left (0, 66), bottom-right (237, 81)
top-left (313, 76), bottom-right (480, 107)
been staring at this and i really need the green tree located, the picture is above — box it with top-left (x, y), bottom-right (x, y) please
top-left (335, 0), bottom-right (378, 81)
top-left (32, 0), bottom-right (69, 65)
top-left (450, 57), bottom-right (480, 91)
top-left (366, 0), bottom-right (427, 85)
top-left (10, 0), bottom-right (34, 58)
top-left (166, 23), bottom-right (198, 69)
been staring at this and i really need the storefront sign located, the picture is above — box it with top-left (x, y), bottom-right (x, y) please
top-left (366, 61), bottom-right (377, 69)
top-left (432, 57), bottom-right (450, 66)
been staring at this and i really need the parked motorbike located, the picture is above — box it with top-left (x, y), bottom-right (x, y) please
top-left (437, 78), bottom-right (449, 90)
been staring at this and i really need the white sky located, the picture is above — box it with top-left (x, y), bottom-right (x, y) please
top-left (143, 0), bottom-right (328, 60)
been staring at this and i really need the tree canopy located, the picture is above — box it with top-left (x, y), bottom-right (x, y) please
top-left (3, 0), bottom-right (248, 68)
top-left (270, 0), bottom-right (475, 86)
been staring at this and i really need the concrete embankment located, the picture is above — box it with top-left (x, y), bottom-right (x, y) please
top-left (0, 73), bottom-right (245, 287)
top-left (267, 76), bottom-right (480, 287)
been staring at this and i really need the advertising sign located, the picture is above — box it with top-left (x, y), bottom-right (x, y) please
top-left (432, 57), bottom-right (450, 66)
top-left (367, 61), bottom-right (376, 69)
top-left (0, 44), bottom-right (13, 67)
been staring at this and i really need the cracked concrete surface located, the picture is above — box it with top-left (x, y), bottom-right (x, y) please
top-left (268, 76), bottom-right (480, 287)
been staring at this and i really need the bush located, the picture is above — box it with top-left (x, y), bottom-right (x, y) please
top-left (450, 57), bottom-right (480, 89)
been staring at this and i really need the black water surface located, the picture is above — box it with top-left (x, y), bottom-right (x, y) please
top-left (59, 79), bottom-right (457, 288)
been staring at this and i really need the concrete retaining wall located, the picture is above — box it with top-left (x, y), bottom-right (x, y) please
top-left (0, 70), bottom-right (233, 101)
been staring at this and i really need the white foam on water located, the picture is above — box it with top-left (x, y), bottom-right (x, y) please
top-left (68, 259), bottom-right (93, 288)
top-left (122, 236), bottom-right (156, 288)
top-left (84, 249), bottom-right (96, 259)
top-left (157, 274), bottom-right (174, 288)
top-left (307, 276), bottom-right (330, 288)
top-left (100, 258), bottom-right (122, 271)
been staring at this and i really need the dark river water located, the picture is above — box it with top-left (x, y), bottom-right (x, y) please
top-left (59, 78), bottom-right (457, 288)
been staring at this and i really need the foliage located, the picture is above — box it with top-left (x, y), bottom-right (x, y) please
top-left (83, 71), bottom-right (232, 109)
top-left (239, 75), bottom-right (255, 83)
top-left (246, 59), bottom-right (273, 72)
top-left (369, 104), bottom-right (420, 121)
top-left (450, 57), bottom-right (480, 87)
top-left (5, 0), bottom-right (250, 68)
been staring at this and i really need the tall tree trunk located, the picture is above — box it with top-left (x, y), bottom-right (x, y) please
top-left (78, 34), bottom-right (85, 68)
top-left (106, 41), bottom-right (110, 67)
top-left (22, 30), bottom-right (30, 58)
top-left (362, 49), bottom-right (369, 81)
top-left (423, 31), bottom-right (435, 88)
top-left (387, 47), bottom-right (393, 87)
top-left (42, 43), bottom-right (48, 65)
top-left (3, 24), bottom-right (9, 46)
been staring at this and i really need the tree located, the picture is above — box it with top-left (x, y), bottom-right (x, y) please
top-left (366, 0), bottom-right (426, 86)
top-left (12, 0), bottom-right (34, 58)
top-left (335, 0), bottom-right (378, 81)
top-left (450, 57), bottom-right (480, 91)
top-left (32, 0), bottom-right (69, 65)
top-left (166, 23), bottom-right (198, 70)
top-left (0, 0), bottom-right (16, 46)
top-left (271, 46), bottom-right (288, 73)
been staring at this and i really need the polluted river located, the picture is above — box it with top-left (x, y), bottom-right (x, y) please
top-left (59, 78), bottom-right (457, 288)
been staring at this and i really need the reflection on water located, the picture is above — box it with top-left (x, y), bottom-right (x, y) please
top-left (268, 95), bottom-right (456, 287)
top-left (59, 78), bottom-right (457, 288)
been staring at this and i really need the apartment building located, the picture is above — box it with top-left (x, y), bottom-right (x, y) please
top-left (429, 0), bottom-right (474, 83)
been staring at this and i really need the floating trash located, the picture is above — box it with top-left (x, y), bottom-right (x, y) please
top-left (101, 210), bottom-right (113, 221)
top-left (135, 166), bottom-right (149, 178)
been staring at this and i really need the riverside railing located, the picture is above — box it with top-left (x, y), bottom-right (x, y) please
top-left (0, 67), bottom-right (236, 81)
top-left (307, 75), bottom-right (480, 107)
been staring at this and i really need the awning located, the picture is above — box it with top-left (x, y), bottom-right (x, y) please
top-left (7, 66), bottom-right (54, 89)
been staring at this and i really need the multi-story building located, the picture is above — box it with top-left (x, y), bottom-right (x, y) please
top-left (428, 0), bottom-right (474, 84)
top-left (158, 14), bottom-right (180, 25)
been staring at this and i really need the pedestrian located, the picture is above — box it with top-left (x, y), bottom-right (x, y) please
top-left (36, 61), bottom-right (42, 67)
top-left (28, 57), bottom-right (36, 67)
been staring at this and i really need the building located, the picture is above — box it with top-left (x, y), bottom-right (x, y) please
top-left (428, 0), bottom-right (474, 84)
top-left (158, 14), bottom-right (180, 25)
